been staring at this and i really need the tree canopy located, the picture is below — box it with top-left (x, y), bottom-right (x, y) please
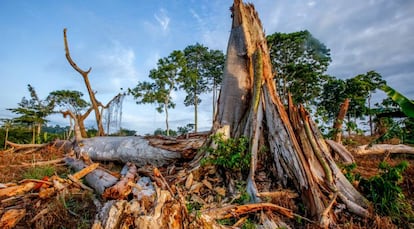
top-left (129, 50), bottom-right (185, 136)
top-left (8, 84), bottom-right (55, 143)
top-left (267, 30), bottom-right (331, 105)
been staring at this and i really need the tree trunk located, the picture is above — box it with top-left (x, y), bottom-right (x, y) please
top-left (75, 136), bottom-right (182, 167)
top-left (62, 110), bottom-right (87, 141)
top-left (165, 102), bottom-right (170, 136)
top-left (63, 28), bottom-right (105, 136)
top-left (333, 98), bottom-right (349, 143)
top-left (4, 127), bottom-right (8, 149)
top-left (212, 1), bottom-right (370, 226)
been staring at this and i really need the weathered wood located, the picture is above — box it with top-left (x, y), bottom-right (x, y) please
top-left (102, 162), bottom-right (137, 200)
top-left (65, 157), bottom-right (118, 194)
top-left (72, 163), bottom-right (100, 180)
top-left (210, 1), bottom-right (371, 226)
top-left (0, 182), bottom-right (36, 198)
top-left (325, 139), bottom-right (355, 164)
top-left (356, 144), bottom-right (414, 155)
top-left (333, 98), bottom-right (349, 143)
top-left (0, 208), bottom-right (26, 229)
top-left (5, 140), bottom-right (48, 150)
top-left (76, 136), bottom-right (182, 167)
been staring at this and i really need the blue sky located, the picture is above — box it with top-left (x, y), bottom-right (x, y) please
top-left (1, 0), bottom-right (413, 134)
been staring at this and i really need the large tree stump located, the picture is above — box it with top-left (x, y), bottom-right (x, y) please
top-left (211, 0), bottom-right (370, 227)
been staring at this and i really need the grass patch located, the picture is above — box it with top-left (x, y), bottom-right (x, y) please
top-left (23, 165), bottom-right (55, 180)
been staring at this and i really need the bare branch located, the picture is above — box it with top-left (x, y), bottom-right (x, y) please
top-left (63, 28), bottom-right (92, 75)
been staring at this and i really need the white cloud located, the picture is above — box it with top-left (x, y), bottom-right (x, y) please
top-left (94, 41), bottom-right (139, 95)
top-left (154, 8), bottom-right (170, 32)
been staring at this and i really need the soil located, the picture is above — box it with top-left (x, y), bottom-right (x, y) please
top-left (0, 136), bottom-right (413, 228)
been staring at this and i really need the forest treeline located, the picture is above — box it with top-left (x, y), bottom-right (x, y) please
top-left (1, 30), bottom-right (413, 147)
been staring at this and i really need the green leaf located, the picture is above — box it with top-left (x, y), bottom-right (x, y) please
top-left (381, 85), bottom-right (414, 118)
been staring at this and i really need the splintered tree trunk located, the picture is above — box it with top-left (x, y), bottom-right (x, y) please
top-left (333, 98), bottom-right (349, 143)
top-left (213, 0), bottom-right (370, 226)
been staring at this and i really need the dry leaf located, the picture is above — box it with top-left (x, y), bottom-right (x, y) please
top-left (214, 187), bottom-right (226, 196)
top-left (202, 179), bottom-right (213, 190)
top-left (185, 173), bottom-right (194, 189)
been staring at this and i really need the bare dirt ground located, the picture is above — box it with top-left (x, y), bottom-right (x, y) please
top-left (0, 137), bottom-right (413, 228)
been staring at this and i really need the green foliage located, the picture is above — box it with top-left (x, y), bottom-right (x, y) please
top-left (23, 165), bottom-right (55, 180)
top-left (372, 89), bottom-right (414, 144)
top-left (47, 90), bottom-right (90, 114)
top-left (217, 218), bottom-right (237, 226)
top-left (233, 181), bottom-right (251, 204)
top-left (58, 193), bottom-right (96, 228)
top-left (359, 161), bottom-right (413, 224)
top-left (176, 124), bottom-right (194, 135)
top-left (8, 84), bottom-right (55, 143)
top-left (129, 50), bottom-right (184, 136)
top-left (341, 163), bottom-right (361, 183)
top-left (241, 219), bottom-right (256, 229)
top-left (180, 43), bottom-right (225, 132)
top-left (267, 30), bottom-right (331, 105)
top-left (115, 128), bottom-right (137, 136)
top-left (201, 134), bottom-right (250, 172)
top-left (381, 85), bottom-right (414, 118)
top-left (153, 128), bottom-right (177, 136)
top-left (186, 201), bottom-right (203, 214)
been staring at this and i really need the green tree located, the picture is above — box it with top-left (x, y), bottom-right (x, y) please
top-left (344, 71), bottom-right (385, 135)
top-left (0, 119), bottom-right (13, 149)
top-left (180, 43), bottom-right (225, 132)
top-left (267, 30), bottom-right (331, 105)
top-left (47, 90), bottom-right (92, 139)
top-left (204, 49), bottom-right (225, 121)
top-left (316, 76), bottom-right (347, 133)
top-left (8, 84), bottom-right (55, 143)
top-left (129, 50), bottom-right (184, 136)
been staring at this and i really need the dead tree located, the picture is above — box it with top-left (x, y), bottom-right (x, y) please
top-left (333, 98), bottom-right (350, 143)
top-left (63, 28), bottom-right (106, 136)
top-left (211, 0), bottom-right (370, 227)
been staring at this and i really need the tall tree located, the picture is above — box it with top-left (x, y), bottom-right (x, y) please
top-left (204, 49), bottom-right (225, 121)
top-left (344, 71), bottom-right (385, 135)
top-left (180, 44), bottom-right (224, 132)
top-left (8, 84), bottom-right (55, 143)
top-left (47, 90), bottom-right (92, 140)
top-left (267, 30), bottom-right (331, 105)
top-left (129, 50), bottom-right (184, 136)
top-left (180, 44), bottom-right (209, 133)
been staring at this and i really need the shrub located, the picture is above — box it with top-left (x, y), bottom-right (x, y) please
top-left (359, 161), bottom-right (413, 225)
top-left (201, 134), bottom-right (250, 172)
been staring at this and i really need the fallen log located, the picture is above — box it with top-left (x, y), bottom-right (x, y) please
top-left (325, 139), bottom-right (355, 164)
top-left (75, 136), bottom-right (182, 167)
top-left (355, 144), bottom-right (414, 155)
top-left (65, 157), bottom-right (118, 194)
top-left (102, 162), bottom-right (137, 200)
top-left (5, 141), bottom-right (49, 150)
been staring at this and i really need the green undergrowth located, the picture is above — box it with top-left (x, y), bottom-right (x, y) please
top-left (201, 134), bottom-right (250, 173)
top-left (343, 161), bottom-right (414, 226)
top-left (23, 165), bottom-right (55, 180)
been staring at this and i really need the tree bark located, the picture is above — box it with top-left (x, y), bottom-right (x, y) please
top-left (64, 157), bottom-right (118, 194)
top-left (63, 28), bottom-right (105, 136)
top-left (75, 136), bottom-right (182, 167)
top-left (333, 98), bottom-right (349, 143)
top-left (356, 144), bottom-right (414, 155)
top-left (211, 1), bottom-right (370, 226)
